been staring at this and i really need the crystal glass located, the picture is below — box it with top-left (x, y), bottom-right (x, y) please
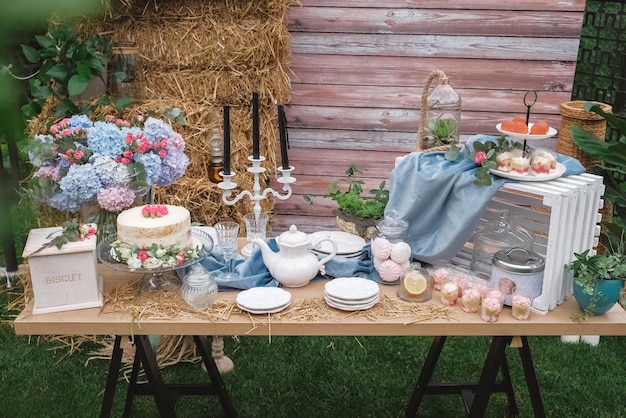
top-left (241, 213), bottom-right (268, 258)
top-left (214, 221), bottom-right (240, 280)
top-left (482, 288), bottom-right (504, 322)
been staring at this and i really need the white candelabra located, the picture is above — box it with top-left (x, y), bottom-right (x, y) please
top-left (217, 155), bottom-right (295, 219)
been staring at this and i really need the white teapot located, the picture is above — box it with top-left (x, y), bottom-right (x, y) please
top-left (253, 225), bottom-right (337, 287)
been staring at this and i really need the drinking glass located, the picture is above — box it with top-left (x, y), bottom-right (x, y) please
top-left (242, 213), bottom-right (268, 258)
top-left (214, 221), bottom-right (240, 280)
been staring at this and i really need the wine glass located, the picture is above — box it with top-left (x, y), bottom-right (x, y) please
top-left (214, 221), bottom-right (240, 280)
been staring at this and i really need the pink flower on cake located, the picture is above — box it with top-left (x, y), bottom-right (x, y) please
top-left (142, 204), bottom-right (169, 218)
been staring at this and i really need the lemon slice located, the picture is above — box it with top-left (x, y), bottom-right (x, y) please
top-left (403, 271), bottom-right (427, 296)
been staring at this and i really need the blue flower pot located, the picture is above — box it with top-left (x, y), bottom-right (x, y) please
top-left (573, 279), bottom-right (623, 315)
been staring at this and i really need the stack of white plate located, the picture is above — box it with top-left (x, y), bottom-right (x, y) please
top-left (324, 277), bottom-right (380, 311)
top-left (236, 287), bottom-right (292, 314)
top-left (311, 230), bottom-right (366, 259)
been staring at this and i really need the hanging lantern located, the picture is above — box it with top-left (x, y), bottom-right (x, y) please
top-left (417, 70), bottom-right (462, 152)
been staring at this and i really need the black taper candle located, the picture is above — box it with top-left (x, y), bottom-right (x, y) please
top-left (278, 105), bottom-right (289, 169)
top-left (252, 92), bottom-right (260, 159)
top-left (223, 105), bottom-right (231, 175)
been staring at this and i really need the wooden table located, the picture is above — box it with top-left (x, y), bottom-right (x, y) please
top-left (14, 264), bottom-right (626, 417)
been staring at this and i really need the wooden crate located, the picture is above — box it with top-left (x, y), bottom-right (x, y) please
top-left (452, 173), bottom-right (604, 315)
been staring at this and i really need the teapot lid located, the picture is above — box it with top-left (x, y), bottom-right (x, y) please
top-left (277, 225), bottom-right (310, 246)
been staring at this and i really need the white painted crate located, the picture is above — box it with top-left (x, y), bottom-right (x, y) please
top-left (452, 173), bottom-right (605, 315)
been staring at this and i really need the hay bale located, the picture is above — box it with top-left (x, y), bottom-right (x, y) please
top-left (29, 0), bottom-right (294, 231)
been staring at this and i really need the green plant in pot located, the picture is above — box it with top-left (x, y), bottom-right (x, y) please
top-left (303, 163), bottom-right (389, 239)
top-left (565, 244), bottom-right (626, 319)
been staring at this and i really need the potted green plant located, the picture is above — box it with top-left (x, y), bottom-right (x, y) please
top-left (303, 163), bottom-right (389, 239)
top-left (565, 247), bottom-right (626, 319)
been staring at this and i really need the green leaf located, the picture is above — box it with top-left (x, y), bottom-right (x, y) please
top-left (112, 71), bottom-right (127, 83)
top-left (67, 73), bottom-right (90, 96)
top-left (35, 35), bottom-right (55, 49)
top-left (54, 99), bottom-right (78, 118)
top-left (114, 96), bottom-right (132, 112)
top-left (20, 44), bottom-right (40, 63)
top-left (75, 62), bottom-right (92, 79)
top-left (46, 64), bottom-right (69, 80)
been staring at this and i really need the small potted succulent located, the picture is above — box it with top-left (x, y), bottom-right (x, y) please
top-left (565, 240), bottom-right (626, 319)
top-left (303, 163), bottom-right (389, 239)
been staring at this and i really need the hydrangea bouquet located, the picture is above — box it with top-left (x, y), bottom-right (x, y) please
top-left (28, 113), bottom-right (189, 217)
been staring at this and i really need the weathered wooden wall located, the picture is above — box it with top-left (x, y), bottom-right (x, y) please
top-left (271, 0), bottom-right (586, 233)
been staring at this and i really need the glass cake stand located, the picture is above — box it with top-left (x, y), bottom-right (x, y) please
top-left (97, 227), bottom-right (213, 291)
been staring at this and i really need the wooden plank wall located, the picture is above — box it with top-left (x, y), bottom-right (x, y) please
top-left (270, 0), bottom-right (586, 233)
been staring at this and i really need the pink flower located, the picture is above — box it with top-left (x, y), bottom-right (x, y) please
top-left (475, 151), bottom-right (487, 165)
top-left (123, 151), bottom-right (134, 159)
top-left (121, 157), bottom-right (130, 164)
top-left (156, 205), bottom-right (169, 217)
top-left (96, 187), bottom-right (136, 212)
top-left (139, 139), bottom-right (151, 153)
top-left (158, 149), bottom-right (167, 158)
top-left (125, 133), bottom-right (134, 144)
top-left (138, 251), bottom-right (149, 261)
top-left (74, 150), bottom-right (84, 159)
top-left (105, 114), bottom-right (115, 122)
top-left (61, 128), bottom-right (72, 137)
top-left (50, 125), bottom-right (59, 134)
top-left (136, 115), bottom-right (144, 122)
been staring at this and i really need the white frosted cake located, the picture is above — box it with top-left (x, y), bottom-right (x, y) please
top-left (117, 204), bottom-right (192, 249)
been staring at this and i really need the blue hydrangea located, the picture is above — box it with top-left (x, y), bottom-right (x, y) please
top-left (58, 164), bottom-right (101, 208)
top-left (91, 155), bottom-right (130, 188)
top-left (135, 152), bottom-right (162, 185)
top-left (143, 117), bottom-right (175, 144)
top-left (69, 114), bottom-right (94, 129)
top-left (48, 191), bottom-right (82, 213)
top-left (87, 121), bottom-right (126, 157)
top-left (157, 151), bottom-right (189, 186)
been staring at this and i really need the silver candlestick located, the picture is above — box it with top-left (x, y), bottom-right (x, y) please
top-left (217, 155), bottom-right (295, 219)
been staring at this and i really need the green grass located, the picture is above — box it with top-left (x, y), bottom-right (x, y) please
top-left (2, 282), bottom-right (626, 418)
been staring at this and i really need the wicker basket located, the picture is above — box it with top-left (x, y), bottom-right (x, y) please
top-left (556, 100), bottom-right (612, 171)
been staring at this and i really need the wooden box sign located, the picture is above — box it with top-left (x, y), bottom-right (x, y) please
top-left (22, 227), bottom-right (103, 315)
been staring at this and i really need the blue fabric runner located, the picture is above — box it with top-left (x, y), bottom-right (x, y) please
top-left (385, 135), bottom-right (586, 265)
top-left (182, 239), bottom-right (373, 291)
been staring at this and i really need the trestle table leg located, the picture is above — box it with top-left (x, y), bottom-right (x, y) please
top-left (404, 336), bottom-right (447, 417)
top-left (100, 335), bottom-right (123, 418)
top-left (518, 336), bottom-right (546, 418)
top-left (194, 335), bottom-right (237, 417)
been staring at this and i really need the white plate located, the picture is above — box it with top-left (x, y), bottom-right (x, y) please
top-left (236, 287), bottom-right (292, 311)
top-left (237, 301), bottom-right (291, 315)
top-left (324, 290), bottom-right (379, 305)
top-left (325, 296), bottom-right (379, 311)
top-left (324, 277), bottom-right (379, 301)
top-left (496, 123), bottom-right (557, 141)
top-left (311, 231), bottom-right (366, 255)
top-left (313, 249), bottom-right (363, 259)
top-left (490, 162), bottom-right (565, 182)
